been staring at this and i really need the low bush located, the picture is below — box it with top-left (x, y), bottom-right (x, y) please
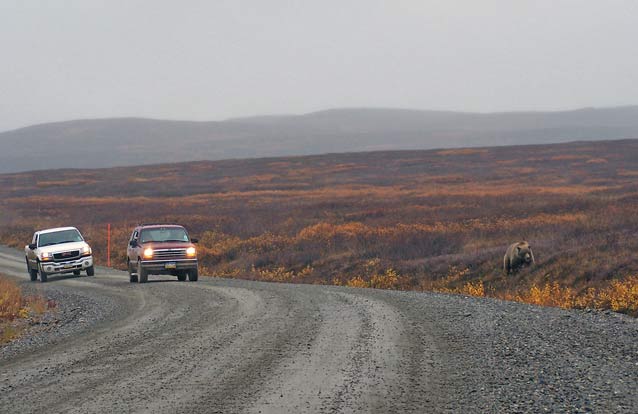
top-left (0, 275), bottom-right (53, 343)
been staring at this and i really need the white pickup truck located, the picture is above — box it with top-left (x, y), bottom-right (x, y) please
top-left (25, 227), bottom-right (94, 282)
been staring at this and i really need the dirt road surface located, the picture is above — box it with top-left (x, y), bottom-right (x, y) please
top-left (1, 246), bottom-right (637, 413)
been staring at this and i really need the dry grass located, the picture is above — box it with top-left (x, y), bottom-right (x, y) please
top-left (0, 275), bottom-right (52, 344)
top-left (0, 276), bottom-right (22, 321)
top-left (434, 276), bottom-right (638, 316)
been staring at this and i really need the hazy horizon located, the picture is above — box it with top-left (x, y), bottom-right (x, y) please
top-left (5, 103), bottom-right (638, 134)
top-left (2, 1), bottom-right (638, 132)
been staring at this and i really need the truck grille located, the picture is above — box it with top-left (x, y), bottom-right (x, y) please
top-left (53, 250), bottom-right (80, 262)
top-left (152, 248), bottom-right (187, 260)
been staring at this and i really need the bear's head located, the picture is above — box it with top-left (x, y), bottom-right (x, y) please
top-left (517, 243), bottom-right (533, 263)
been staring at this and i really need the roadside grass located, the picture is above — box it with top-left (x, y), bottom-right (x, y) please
top-left (340, 267), bottom-right (638, 316)
top-left (487, 276), bottom-right (638, 316)
top-left (0, 275), bottom-right (52, 344)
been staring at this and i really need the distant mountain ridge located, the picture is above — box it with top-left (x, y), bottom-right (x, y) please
top-left (1, 106), bottom-right (638, 173)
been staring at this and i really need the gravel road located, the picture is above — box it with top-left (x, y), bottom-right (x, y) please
top-left (1, 246), bottom-right (637, 413)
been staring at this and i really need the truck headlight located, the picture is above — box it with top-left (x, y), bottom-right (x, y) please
top-left (186, 246), bottom-right (196, 257)
top-left (40, 252), bottom-right (52, 261)
top-left (143, 248), bottom-right (154, 259)
top-left (81, 245), bottom-right (92, 256)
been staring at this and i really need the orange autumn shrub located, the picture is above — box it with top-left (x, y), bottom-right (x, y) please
top-left (346, 276), bottom-right (369, 288)
top-left (513, 282), bottom-right (576, 309)
top-left (0, 276), bottom-right (22, 320)
top-left (1, 275), bottom-right (52, 344)
top-left (595, 276), bottom-right (638, 316)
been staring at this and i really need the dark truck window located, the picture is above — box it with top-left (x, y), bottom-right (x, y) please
top-left (38, 229), bottom-right (84, 247)
top-left (140, 227), bottom-right (189, 243)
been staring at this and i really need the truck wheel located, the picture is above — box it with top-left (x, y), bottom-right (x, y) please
top-left (188, 268), bottom-right (198, 282)
top-left (39, 264), bottom-right (48, 283)
top-left (86, 266), bottom-right (95, 276)
top-left (177, 271), bottom-right (187, 281)
top-left (27, 259), bottom-right (38, 282)
top-left (73, 270), bottom-right (81, 276)
top-left (128, 261), bottom-right (138, 283)
top-left (137, 261), bottom-right (148, 283)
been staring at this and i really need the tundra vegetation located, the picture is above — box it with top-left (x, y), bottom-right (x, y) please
top-left (1, 140), bottom-right (638, 315)
top-left (0, 275), bottom-right (52, 343)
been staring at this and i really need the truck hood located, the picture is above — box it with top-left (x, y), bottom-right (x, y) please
top-left (37, 241), bottom-right (90, 254)
top-left (140, 241), bottom-right (195, 250)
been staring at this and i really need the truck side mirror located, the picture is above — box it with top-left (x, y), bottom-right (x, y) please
top-left (191, 238), bottom-right (199, 244)
top-left (28, 243), bottom-right (36, 250)
top-left (129, 240), bottom-right (138, 247)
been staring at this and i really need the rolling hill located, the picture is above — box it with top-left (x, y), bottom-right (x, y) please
top-left (2, 106), bottom-right (638, 173)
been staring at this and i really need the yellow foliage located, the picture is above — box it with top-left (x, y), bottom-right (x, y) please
top-left (364, 258), bottom-right (381, 273)
top-left (205, 266), bottom-right (242, 278)
top-left (461, 280), bottom-right (485, 297)
top-left (252, 265), bottom-right (314, 283)
top-left (423, 266), bottom-right (471, 292)
top-left (494, 277), bottom-right (638, 316)
top-left (346, 276), bottom-right (368, 288)
top-left (514, 282), bottom-right (575, 309)
top-left (1, 325), bottom-right (21, 344)
top-left (369, 268), bottom-right (400, 290)
top-left (0, 276), bottom-right (22, 320)
top-left (432, 278), bottom-right (484, 297)
top-left (595, 276), bottom-right (638, 315)
top-left (1, 275), bottom-right (52, 344)
top-left (344, 268), bottom-right (407, 290)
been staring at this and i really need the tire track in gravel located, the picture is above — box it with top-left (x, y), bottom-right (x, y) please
top-left (72, 284), bottom-right (279, 414)
top-left (58, 284), bottom-right (260, 412)
top-left (168, 284), bottom-right (325, 413)
top-left (246, 290), bottom-right (370, 414)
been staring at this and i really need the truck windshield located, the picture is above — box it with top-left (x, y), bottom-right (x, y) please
top-left (140, 227), bottom-right (189, 243)
top-left (38, 229), bottom-right (84, 247)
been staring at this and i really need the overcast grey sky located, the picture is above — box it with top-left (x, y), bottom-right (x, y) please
top-left (1, 0), bottom-right (637, 132)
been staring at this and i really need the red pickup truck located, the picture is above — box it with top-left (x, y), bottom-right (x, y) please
top-left (126, 224), bottom-right (199, 283)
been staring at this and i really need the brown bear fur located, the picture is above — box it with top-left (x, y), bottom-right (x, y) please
top-left (503, 241), bottom-right (535, 274)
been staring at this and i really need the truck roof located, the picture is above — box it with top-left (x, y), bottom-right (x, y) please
top-left (138, 224), bottom-right (185, 229)
top-left (36, 226), bottom-right (80, 235)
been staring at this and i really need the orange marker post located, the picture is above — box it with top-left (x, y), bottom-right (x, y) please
top-left (107, 223), bottom-right (111, 268)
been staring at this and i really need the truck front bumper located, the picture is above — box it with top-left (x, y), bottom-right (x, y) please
top-left (140, 259), bottom-right (198, 273)
top-left (42, 256), bottom-right (93, 274)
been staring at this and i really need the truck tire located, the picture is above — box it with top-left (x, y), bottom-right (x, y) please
top-left (128, 261), bottom-right (138, 283)
top-left (137, 261), bottom-right (148, 283)
top-left (39, 263), bottom-right (48, 283)
top-left (177, 271), bottom-right (187, 281)
top-left (188, 268), bottom-right (198, 282)
top-left (86, 266), bottom-right (95, 276)
top-left (27, 258), bottom-right (38, 282)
